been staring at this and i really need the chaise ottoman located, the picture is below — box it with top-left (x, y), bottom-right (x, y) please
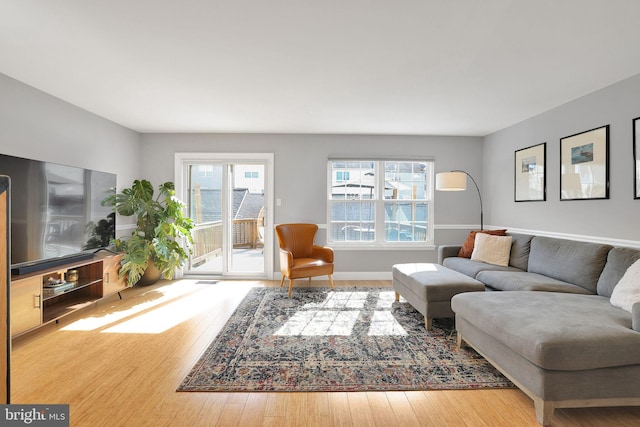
top-left (392, 263), bottom-right (485, 329)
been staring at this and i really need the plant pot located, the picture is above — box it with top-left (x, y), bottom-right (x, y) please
top-left (136, 260), bottom-right (162, 286)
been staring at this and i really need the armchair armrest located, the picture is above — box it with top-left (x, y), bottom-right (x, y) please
top-left (312, 245), bottom-right (334, 263)
top-left (279, 248), bottom-right (294, 273)
top-left (438, 245), bottom-right (462, 265)
top-left (633, 302), bottom-right (640, 332)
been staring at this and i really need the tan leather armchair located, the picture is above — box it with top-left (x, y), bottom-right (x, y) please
top-left (275, 223), bottom-right (335, 297)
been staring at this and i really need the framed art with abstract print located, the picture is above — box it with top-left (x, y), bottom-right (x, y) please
top-left (515, 142), bottom-right (546, 202)
top-left (634, 117), bottom-right (640, 199)
top-left (560, 125), bottom-right (609, 201)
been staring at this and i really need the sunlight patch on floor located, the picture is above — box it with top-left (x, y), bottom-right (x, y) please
top-left (101, 287), bottom-right (219, 334)
top-left (61, 279), bottom-right (254, 332)
top-left (274, 290), bottom-right (407, 337)
top-left (302, 291), bottom-right (369, 309)
top-left (61, 280), bottom-right (205, 331)
top-left (274, 310), bottom-right (360, 336)
top-left (100, 280), bottom-right (255, 334)
top-left (368, 311), bottom-right (407, 336)
top-left (376, 291), bottom-right (397, 308)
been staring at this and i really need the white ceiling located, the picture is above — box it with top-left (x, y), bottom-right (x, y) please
top-left (2, 0), bottom-right (640, 136)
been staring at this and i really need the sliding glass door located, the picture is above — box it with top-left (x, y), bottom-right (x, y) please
top-left (175, 153), bottom-right (273, 278)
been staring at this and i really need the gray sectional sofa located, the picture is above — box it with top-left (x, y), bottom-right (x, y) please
top-left (439, 233), bottom-right (640, 425)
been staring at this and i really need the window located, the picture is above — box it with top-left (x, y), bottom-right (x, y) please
top-left (196, 165), bottom-right (214, 178)
top-left (328, 160), bottom-right (434, 246)
top-left (244, 171), bottom-right (259, 179)
top-left (335, 171), bottom-right (350, 182)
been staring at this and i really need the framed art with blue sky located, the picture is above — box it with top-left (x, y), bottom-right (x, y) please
top-left (634, 116), bottom-right (640, 199)
top-left (514, 142), bottom-right (546, 202)
top-left (560, 125), bottom-right (609, 201)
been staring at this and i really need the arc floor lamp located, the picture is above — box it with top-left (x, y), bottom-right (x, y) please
top-left (435, 170), bottom-right (484, 230)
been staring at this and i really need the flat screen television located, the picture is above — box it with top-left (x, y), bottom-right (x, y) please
top-left (0, 153), bottom-right (116, 275)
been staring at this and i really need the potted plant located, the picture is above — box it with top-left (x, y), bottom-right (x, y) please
top-left (103, 179), bottom-right (194, 286)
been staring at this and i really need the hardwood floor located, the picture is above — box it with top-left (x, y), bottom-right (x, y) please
top-left (11, 279), bottom-right (640, 426)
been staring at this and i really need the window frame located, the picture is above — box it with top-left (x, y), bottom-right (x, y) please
top-left (327, 159), bottom-right (435, 249)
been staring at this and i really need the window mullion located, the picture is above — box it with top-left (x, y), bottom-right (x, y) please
top-left (376, 161), bottom-right (385, 243)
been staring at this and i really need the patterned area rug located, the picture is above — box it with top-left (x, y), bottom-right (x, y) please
top-left (177, 287), bottom-right (513, 392)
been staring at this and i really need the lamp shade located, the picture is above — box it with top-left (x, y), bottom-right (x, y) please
top-left (435, 171), bottom-right (467, 191)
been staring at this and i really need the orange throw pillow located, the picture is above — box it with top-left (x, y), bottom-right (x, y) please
top-left (458, 229), bottom-right (508, 258)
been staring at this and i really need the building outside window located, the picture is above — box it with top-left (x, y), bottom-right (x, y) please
top-left (328, 160), bottom-right (434, 246)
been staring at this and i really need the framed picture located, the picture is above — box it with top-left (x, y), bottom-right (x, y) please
top-left (634, 117), bottom-right (640, 199)
top-left (514, 143), bottom-right (546, 202)
top-left (560, 125), bottom-right (609, 200)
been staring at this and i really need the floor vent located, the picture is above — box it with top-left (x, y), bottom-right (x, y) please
top-left (195, 280), bottom-right (220, 285)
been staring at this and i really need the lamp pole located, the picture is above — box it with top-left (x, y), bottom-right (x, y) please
top-left (452, 170), bottom-right (483, 230)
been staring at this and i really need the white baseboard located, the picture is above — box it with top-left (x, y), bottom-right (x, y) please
top-left (274, 271), bottom-right (392, 281)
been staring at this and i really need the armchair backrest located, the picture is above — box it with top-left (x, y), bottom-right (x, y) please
top-left (275, 223), bottom-right (318, 258)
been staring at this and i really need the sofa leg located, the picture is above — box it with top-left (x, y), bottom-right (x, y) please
top-left (533, 398), bottom-right (554, 425)
top-left (424, 317), bottom-right (432, 330)
top-left (395, 292), bottom-right (400, 302)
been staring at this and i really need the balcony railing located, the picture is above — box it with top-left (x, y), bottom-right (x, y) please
top-left (190, 219), bottom-right (263, 268)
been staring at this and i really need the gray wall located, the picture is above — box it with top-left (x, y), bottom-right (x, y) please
top-left (483, 73), bottom-right (640, 243)
top-left (141, 133), bottom-right (483, 274)
top-left (0, 73), bottom-right (142, 235)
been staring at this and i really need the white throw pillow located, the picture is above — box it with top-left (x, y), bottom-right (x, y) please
top-left (470, 233), bottom-right (512, 267)
top-left (610, 259), bottom-right (640, 313)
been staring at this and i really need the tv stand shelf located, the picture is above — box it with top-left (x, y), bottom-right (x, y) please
top-left (42, 278), bottom-right (103, 302)
top-left (10, 253), bottom-right (127, 337)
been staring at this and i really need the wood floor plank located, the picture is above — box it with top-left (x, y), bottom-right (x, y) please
top-left (9, 279), bottom-right (640, 427)
top-left (284, 392), bottom-right (308, 427)
top-left (346, 392), bottom-right (376, 426)
top-left (328, 392), bottom-right (353, 427)
top-left (192, 393), bottom-right (229, 427)
top-left (365, 392), bottom-right (398, 427)
top-left (405, 390), bottom-right (447, 426)
top-left (306, 393), bottom-right (331, 427)
top-left (239, 393), bottom-right (268, 427)
top-left (215, 402), bottom-right (244, 427)
top-left (385, 392), bottom-right (422, 427)
top-left (264, 392), bottom-right (289, 418)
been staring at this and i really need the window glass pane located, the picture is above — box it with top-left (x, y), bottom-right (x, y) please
top-left (330, 161), bottom-right (376, 200)
top-left (330, 201), bottom-right (375, 241)
top-left (189, 164), bottom-right (223, 222)
top-left (385, 202), bottom-right (428, 242)
top-left (384, 161), bottom-right (428, 200)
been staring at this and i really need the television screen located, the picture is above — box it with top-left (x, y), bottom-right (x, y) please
top-left (0, 153), bottom-right (116, 270)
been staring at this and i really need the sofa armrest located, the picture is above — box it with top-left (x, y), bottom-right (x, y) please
top-left (633, 302), bottom-right (640, 332)
top-left (438, 245), bottom-right (462, 265)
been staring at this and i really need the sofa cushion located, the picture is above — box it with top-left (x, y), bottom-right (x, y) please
top-left (451, 291), bottom-right (640, 371)
top-left (507, 233), bottom-right (534, 271)
top-left (527, 236), bottom-right (612, 293)
top-left (610, 259), bottom-right (640, 312)
top-left (476, 271), bottom-right (594, 294)
top-left (442, 256), bottom-right (523, 279)
top-left (471, 234), bottom-right (512, 266)
top-left (458, 229), bottom-right (507, 258)
top-left (597, 247), bottom-right (640, 298)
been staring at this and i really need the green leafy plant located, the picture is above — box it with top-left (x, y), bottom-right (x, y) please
top-left (103, 179), bottom-right (194, 285)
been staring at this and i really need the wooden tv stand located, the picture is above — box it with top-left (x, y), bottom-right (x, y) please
top-left (10, 252), bottom-right (127, 337)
